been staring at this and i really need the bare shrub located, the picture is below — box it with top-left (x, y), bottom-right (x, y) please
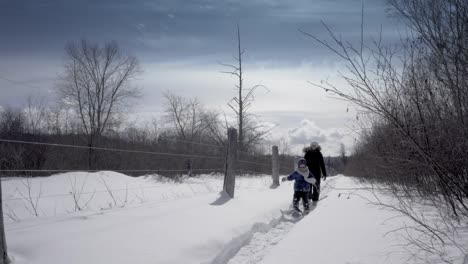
top-left (99, 176), bottom-right (118, 208)
top-left (302, 1), bottom-right (468, 261)
top-left (68, 174), bottom-right (95, 211)
top-left (17, 177), bottom-right (42, 217)
top-left (4, 205), bottom-right (20, 223)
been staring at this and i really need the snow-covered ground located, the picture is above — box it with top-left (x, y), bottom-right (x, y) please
top-left (3, 172), bottom-right (467, 264)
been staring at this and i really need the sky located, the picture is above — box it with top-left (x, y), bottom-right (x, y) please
top-left (0, 0), bottom-right (402, 156)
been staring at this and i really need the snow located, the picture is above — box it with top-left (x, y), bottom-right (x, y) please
top-left (261, 177), bottom-right (410, 264)
top-left (3, 173), bottom-right (467, 264)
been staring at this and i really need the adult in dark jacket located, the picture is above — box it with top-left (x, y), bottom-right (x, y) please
top-left (303, 141), bottom-right (327, 202)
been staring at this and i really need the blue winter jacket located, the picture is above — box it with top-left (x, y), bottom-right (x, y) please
top-left (286, 171), bottom-right (314, 192)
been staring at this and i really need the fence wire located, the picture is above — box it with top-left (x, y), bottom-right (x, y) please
top-left (0, 138), bottom-right (225, 160)
top-left (0, 168), bottom-right (224, 173)
top-left (0, 137), bottom-right (296, 186)
top-left (159, 137), bottom-right (225, 149)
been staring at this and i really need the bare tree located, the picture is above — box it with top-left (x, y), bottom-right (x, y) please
top-left (146, 117), bottom-right (160, 144)
top-left (24, 96), bottom-right (49, 135)
top-left (163, 92), bottom-right (223, 175)
top-left (58, 39), bottom-right (141, 169)
top-left (220, 24), bottom-right (269, 151)
top-left (163, 92), bottom-right (220, 143)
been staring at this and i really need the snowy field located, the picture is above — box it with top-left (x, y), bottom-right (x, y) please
top-left (3, 172), bottom-right (468, 264)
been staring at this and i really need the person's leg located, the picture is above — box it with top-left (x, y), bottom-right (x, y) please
top-left (312, 177), bottom-right (321, 202)
top-left (292, 191), bottom-right (301, 211)
top-left (302, 192), bottom-right (310, 213)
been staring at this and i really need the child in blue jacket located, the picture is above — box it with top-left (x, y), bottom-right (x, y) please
top-left (282, 158), bottom-right (316, 214)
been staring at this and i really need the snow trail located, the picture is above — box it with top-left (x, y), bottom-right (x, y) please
top-left (226, 221), bottom-right (294, 264)
top-left (217, 178), bottom-right (336, 264)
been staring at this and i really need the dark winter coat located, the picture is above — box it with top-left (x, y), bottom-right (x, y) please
top-left (285, 171), bottom-right (314, 192)
top-left (303, 146), bottom-right (327, 179)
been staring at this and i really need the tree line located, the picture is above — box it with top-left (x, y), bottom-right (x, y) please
top-left (0, 93), bottom-right (297, 177)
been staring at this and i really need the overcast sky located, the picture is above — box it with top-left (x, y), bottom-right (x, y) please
top-left (0, 0), bottom-right (401, 156)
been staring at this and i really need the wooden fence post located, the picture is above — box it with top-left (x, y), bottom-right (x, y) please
top-left (0, 179), bottom-right (10, 264)
top-left (271, 145), bottom-right (279, 187)
top-left (224, 128), bottom-right (237, 198)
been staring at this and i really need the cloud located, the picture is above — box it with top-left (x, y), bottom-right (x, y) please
top-left (288, 119), bottom-right (327, 145)
top-left (329, 131), bottom-right (344, 139)
top-left (283, 119), bottom-right (354, 156)
top-left (0, 0), bottom-right (398, 66)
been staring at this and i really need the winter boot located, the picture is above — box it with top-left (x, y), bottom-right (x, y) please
top-left (293, 205), bottom-right (301, 213)
top-left (303, 200), bottom-right (310, 214)
top-left (292, 207), bottom-right (302, 218)
top-left (303, 203), bottom-right (310, 214)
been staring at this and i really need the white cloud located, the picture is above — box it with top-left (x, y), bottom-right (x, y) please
top-left (283, 119), bottom-right (354, 157)
top-left (288, 119), bottom-right (327, 145)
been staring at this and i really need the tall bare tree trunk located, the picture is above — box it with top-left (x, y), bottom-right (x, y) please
top-left (220, 24), bottom-right (270, 152)
top-left (236, 25), bottom-right (244, 151)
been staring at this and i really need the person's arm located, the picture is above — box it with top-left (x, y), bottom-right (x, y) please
top-left (282, 172), bottom-right (296, 182)
top-left (304, 174), bottom-right (316, 185)
top-left (319, 153), bottom-right (327, 180)
top-left (304, 152), bottom-right (310, 168)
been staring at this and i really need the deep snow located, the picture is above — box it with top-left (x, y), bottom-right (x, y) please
top-left (2, 172), bottom-right (467, 264)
